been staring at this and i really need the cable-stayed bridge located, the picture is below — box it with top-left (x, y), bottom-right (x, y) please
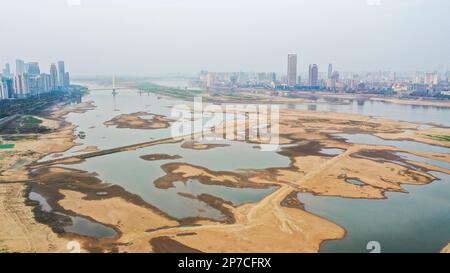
top-left (88, 75), bottom-right (129, 92)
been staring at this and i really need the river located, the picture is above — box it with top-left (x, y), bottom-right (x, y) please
top-left (38, 81), bottom-right (450, 252)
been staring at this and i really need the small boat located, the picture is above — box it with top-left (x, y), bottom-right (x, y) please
top-left (77, 131), bottom-right (86, 139)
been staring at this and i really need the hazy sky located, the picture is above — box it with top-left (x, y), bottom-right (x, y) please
top-left (1, 0), bottom-right (449, 76)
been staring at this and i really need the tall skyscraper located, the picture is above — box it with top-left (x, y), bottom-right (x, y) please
top-left (2, 63), bottom-right (11, 77)
top-left (268, 72), bottom-right (276, 84)
top-left (57, 61), bottom-right (66, 87)
top-left (308, 64), bottom-right (319, 86)
top-left (2, 78), bottom-right (14, 98)
top-left (28, 75), bottom-right (40, 96)
top-left (16, 59), bottom-right (25, 75)
top-left (27, 62), bottom-right (40, 75)
top-left (39, 74), bottom-right (52, 93)
top-left (50, 63), bottom-right (58, 90)
top-left (14, 74), bottom-right (29, 97)
top-left (328, 64), bottom-right (333, 80)
top-left (287, 54), bottom-right (297, 87)
top-left (64, 72), bottom-right (70, 87)
top-left (0, 82), bottom-right (6, 100)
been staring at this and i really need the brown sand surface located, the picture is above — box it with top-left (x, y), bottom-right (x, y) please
top-left (0, 182), bottom-right (71, 252)
top-left (441, 243), bottom-right (450, 253)
top-left (146, 185), bottom-right (344, 253)
top-left (2, 91), bottom-right (449, 253)
top-left (0, 100), bottom-right (96, 252)
top-left (59, 190), bottom-right (179, 252)
top-left (73, 146), bottom-right (99, 153)
top-left (104, 112), bottom-right (172, 129)
top-left (42, 105), bottom-right (449, 252)
top-left (181, 141), bottom-right (229, 150)
top-left (376, 127), bottom-right (450, 148)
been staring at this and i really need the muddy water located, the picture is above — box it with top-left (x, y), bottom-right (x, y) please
top-left (28, 191), bottom-right (117, 239)
top-left (62, 140), bottom-right (282, 220)
top-left (38, 83), bottom-right (450, 249)
top-left (283, 99), bottom-right (450, 127)
top-left (299, 172), bottom-right (450, 253)
top-left (42, 86), bottom-right (285, 221)
top-left (298, 134), bottom-right (450, 253)
top-left (335, 133), bottom-right (450, 154)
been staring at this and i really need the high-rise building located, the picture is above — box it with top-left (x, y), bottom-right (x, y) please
top-left (28, 75), bottom-right (40, 96)
top-left (425, 72), bottom-right (436, 85)
top-left (16, 59), bottom-right (25, 75)
top-left (14, 74), bottom-right (29, 97)
top-left (287, 54), bottom-right (297, 86)
top-left (2, 78), bottom-right (14, 98)
top-left (2, 63), bottom-right (11, 77)
top-left (39, 74), bottom-right (52, 94)
top-left (257, 72), bottom-right (267, 83)
top-left (267, 72), bottom-right (276, 84)
top-left (27, 62), bottom-right (40, 75)
top-left (237, 72), bottom-right (247, 85)
top-left (328, 64), bottom-right (333, 79)
top-left (308, 64), bottom-right (319, 86)
top-left (64, 72), bottom-right (70, 87)
top-left (57, 61), bottom-right (66, 87)
top-left (50, 63), bottom-right (58, 90)
top-left (328, 71), bottom-right (340, 90)
top-left (0, 82), bottom-right (6, 100)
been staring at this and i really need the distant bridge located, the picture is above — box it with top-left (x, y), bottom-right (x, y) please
top-left (88, 88), bottom-right (129, 91)
top-left (87, 75), bottom-right (132, 92)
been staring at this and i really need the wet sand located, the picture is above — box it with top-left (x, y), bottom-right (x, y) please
top-left (74, 146), bottom-right (99, 153)
top-left (2, 91), bottom-right (449, 253)
top-left (181, 141), bottom-right (230, 150)
top-left (104, 111), bottom-right (173, 130)
top-left (442, 243), bottom-right (450, 253)
top-left (0, 101), bottom-right (96, 252)
top-left (30, 108), bottom-right (449, 252)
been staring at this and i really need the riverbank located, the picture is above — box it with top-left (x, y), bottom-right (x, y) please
top-left (0, 99), bottom-right (96, 252)
top-left (2, 83), bottom-right (449, 253)
top-left (135, 81), bottom-right (450, 108)
top-left (21, 100), bottom-right (450, 252)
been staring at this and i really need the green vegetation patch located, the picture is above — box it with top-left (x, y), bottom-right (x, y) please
top-left (0, 115), bottom-right (50, 135)
top-left (0, 144), bottom-right (15, 149)
top-left (136, 83), bottom-right (202, 99)
top-left (423, 134), bottom-right (450, 142)
top-left (22, 116), bottom-right (42, 129)
top-left (135, 82), bottom-right (254, 101)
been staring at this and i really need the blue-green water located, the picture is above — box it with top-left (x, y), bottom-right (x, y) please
top-left (299, 172), bottom-right (450, 253)
top-left (336, 133), bottom-right (450, 154)
top-left (297, 133), bottom-right (450, 253)
top-left (28, 191), bottom-right (117, 239)
top-left (64, 140), bottom-right (282, 221)
top-left (283, 99), bottom-right (450, 127)
top-left (39, 83), bottom-right (450, 248)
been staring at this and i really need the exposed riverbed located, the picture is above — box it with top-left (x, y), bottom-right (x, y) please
top-left (32, 82), bottom-right (450, 252)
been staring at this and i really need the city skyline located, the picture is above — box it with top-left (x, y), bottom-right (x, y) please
top-left (0, 58), bottom-right (70, 99)
top-left (1, 0), bottom-right (449, 76)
